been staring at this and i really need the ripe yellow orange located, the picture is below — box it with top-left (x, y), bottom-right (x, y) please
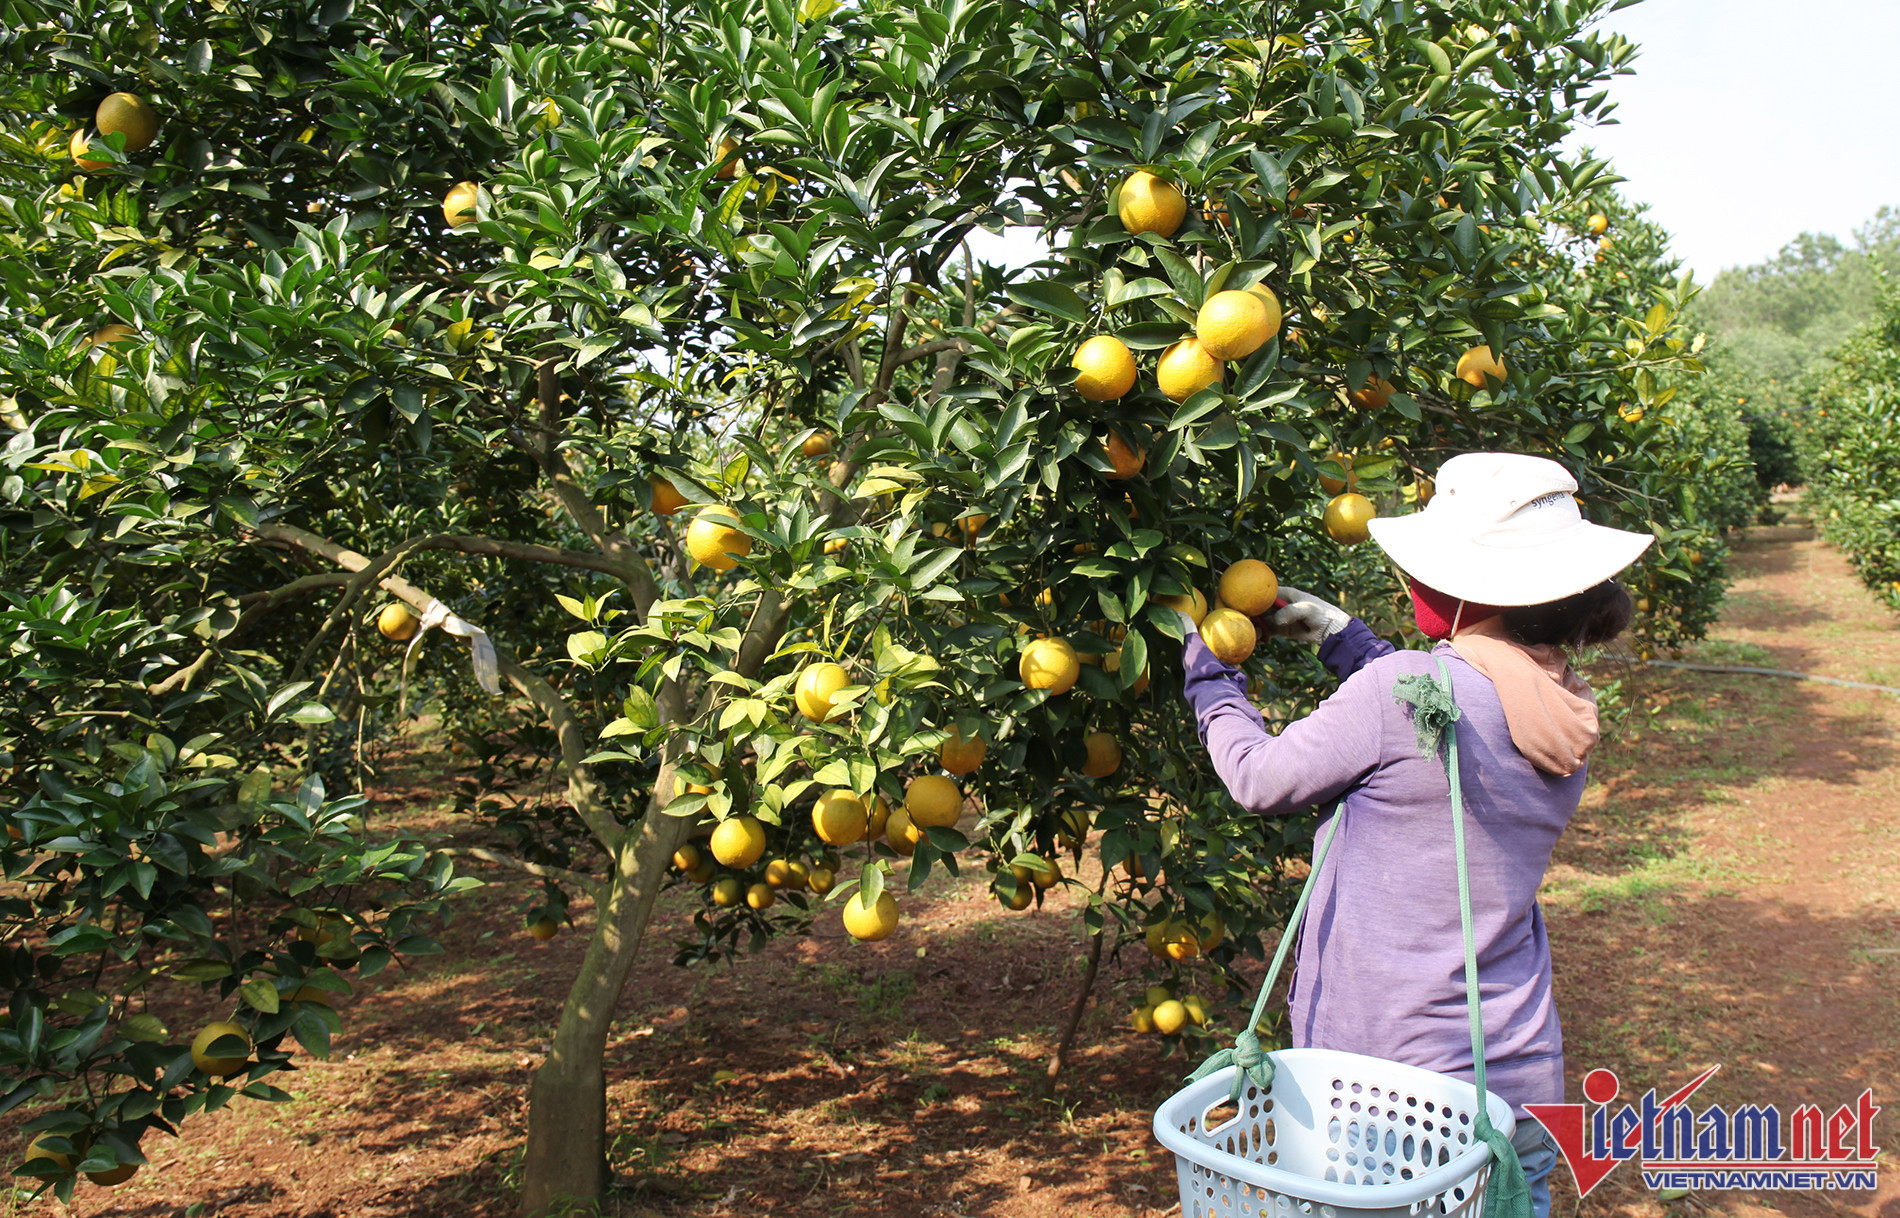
top-left (1159, 586), bottom-right (1208, 626)
top-left (1324, 493), bottom-right (1376, 546)
top-left (26, 1134), bottom-right (73, 1171)
top-left (711, 877), bottom-right (744, 907)
top-left (1200, 608), bottom-right (1257, 665)
top-left (709, 815), bottom-right (767, 868)
top-left (96, 92), bottom-right (158, 151)
top-left (1152, 999), bottom-right (1188, 1035)
top-left (86, 1159), bottom-right (139, 1187)
top-left (191, 1020), bottom-right (251, 1077)
top-left (906, 773), bottom-right (963, 829)
top-left (685, 505), bottom-right (751, 571)
top-left (1182, 994), bottom-right (1209, 1027)
top-left (998, 880), bottom-right (1033, 911)
top-left (1131, 1005), bottom-right (1157, 1033)
top-left (802, 431), bottom-right (833, 457)
top-left (1586, 212), bottom-right (1609, 236)
top-left (794, 661), bottom-right (851, 722)
top-left (938, 727), bottom-right (986, 776)
top-left (685, 856), bottom-right (717, 884)
top-left (1144, 919), bottom-right (1173, 957)
top-left (1162, 924), bottom-right (1201, 962)
top-left (529, 916), bottom-right (560, 940)
top-left (884, 806), bottom-right (921, 855)
top-left (812, 790), bottom-right (867, 845)
top-left (1081, 731), bottom-right (1121, 778)
top-left (650, 474), bottom-right (688, 516)
top-left (746, 882), bottom-right (775, 910)
top-left (377, 602), bottom-right (419, 642)
top-left (1196, 911), bottom-right (1226, 953)
top-left (1247, 283), bottom-right (1284, 338)
top-left (70, 128), bottom-right (110, 172)
top-left (807, 866), bottom-right (835, 896)
top-left (1102, 428), bottom-right (1145, 480)
top-left (672, 842), bottom-right (704, 873)
top-left (1072, 335), bottom-right (1138, 401)
top-left (865, 795), bottom-right (891, 841)
top-left (1352, 375), bottom-right (1397, 410)
top-left (1195, 290), bottom-right (1274, 361)
top-left (1454, 344), bottom-right (1507, 389)
top-left (443, 180), bottom-right (481, 229)
top-left (713, 135), bottom-right (743, 179)
top-left (1013, 855), bottom-right (1059, 889)
top-left (1117, 170), bottom-right (1186, 237)
top-left (1219, 559), bottom-right (1279, 615)
top-left (763, 858), bottom-right (799, 888)
top-left (842, 890), bottom-right (899, 941)
top-left (1156, 337), bottom-right (1222, 402)
top-left (1019, 636), bottom-right (1081, 695)
top-left (824, 537), bottom-right (849, 555)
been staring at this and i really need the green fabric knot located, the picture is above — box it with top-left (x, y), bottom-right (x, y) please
top-left (1185, 1027), bottom-right (1275, 1102)
top-left (1474, 1112), bottom-right (1532, 1218)
top-left (1392, 671), bottom-right (1462, 766)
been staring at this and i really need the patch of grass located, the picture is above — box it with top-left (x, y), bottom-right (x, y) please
top-left (815, 963), bottom-right (915, 1020)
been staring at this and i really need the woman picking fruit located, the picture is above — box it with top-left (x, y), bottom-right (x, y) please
top-left (1177, 453), bottom-right (1651, 1218)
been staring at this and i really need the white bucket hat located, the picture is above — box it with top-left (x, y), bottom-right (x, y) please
top-left (1365, 452), bottom-right (1653, 606)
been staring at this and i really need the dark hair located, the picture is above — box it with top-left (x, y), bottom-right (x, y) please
top-left (1500, 580), bottom-right (1633, 650)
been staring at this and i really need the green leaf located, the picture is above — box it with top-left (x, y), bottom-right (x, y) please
top-left (1005, 280), bottom-right (1092, 325)
top-left (240, 979), bottom-right (280, 1014)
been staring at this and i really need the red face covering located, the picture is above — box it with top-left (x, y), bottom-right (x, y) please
top-left (1409, 579), bottom-right (1504, 640)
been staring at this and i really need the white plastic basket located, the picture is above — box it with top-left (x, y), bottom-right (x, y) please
top-left (1153, 1048), bottom-right (1516, 1218)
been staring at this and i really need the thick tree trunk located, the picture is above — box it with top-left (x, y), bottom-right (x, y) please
top-left (519, 774), bottom-right (691, 1215)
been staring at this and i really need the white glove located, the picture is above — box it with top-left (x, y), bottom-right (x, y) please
top-left (1262, 585), bottom-right (1349, 643)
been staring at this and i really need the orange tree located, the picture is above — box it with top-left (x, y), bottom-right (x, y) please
top-left (0, 0), bottom-right (1734, 1211)
top-left (1801, 286), bottom-right (1900, 612)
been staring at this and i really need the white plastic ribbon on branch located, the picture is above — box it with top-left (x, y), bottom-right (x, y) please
top-left (398, 598), bottom-right (502, 715)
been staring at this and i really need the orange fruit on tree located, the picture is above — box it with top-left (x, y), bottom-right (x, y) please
top-left (1219, 559), bottom-right (1279, 615)
top-left (1317, 450), bottom-right (1356, 495)
top-left (938, 727), bottom-right (986, 776)
top-left (801, 431), bottom-right (833, 457)
top-left (713, 135), bottom-right (743, 179)
top-left (1019, 636), bottom-right (1080, 695)
top-left (1246, 283), bottom-right (1284, 338)
top-left (807, 866), bottom-right (836, 896)
top-left (1454, 344), bottom-right (1506, 389)
top-left (649, 474), bottom-right (688, 516)
top-left (1101, 428), bottom-right (1145, 479)
top-left (1195, 289), bottom-right (1274, 361)
top-left (1072, 335), bottom-right (1137, 401)
top-left (906, 773), bottom-right (963, 828)
top-left (711, 877), bottom-right (744, 907)
top-left (70, 128), bottom-right (111, 172)
top-left (1104, 648), bottom-right (1149, 695)
top-left (1156, 337), bottom-right (1222, 402)
top-left (842, 890), bottom-right (899, 941)
top-left (1323, 493), bottom-right (1376, 546)
top-left (1200, 607), bottom-right (1257, 665)
top-left (884, 806), bottom-right (922, 855)
top-left (87, 1159), bottom-right (139, 1187)
top-left (1182, 994), bottom-right (1209, 1027)
top-left (1131, 1005), bottom-right (1157, 1034)
top-left (685, 505), bottom-right (751, 571)
top-left (997, 881), bottom-right (1033, 911)
top-left (377, 602), bottom-right (419, 642)
top-left (685, 856), bottom-right (717, 884)
top-left (709, 815), bottom-right (767, 867)
top-left (95, 92), bottom-right (158, 151)
top-left (1152, 999), bottom-right (1189, 1035)
top-left (794, 661), bottom-right (851, 722)
top-left (1080, 731), bottom-right (1121, 778)
top-left (1351, 374), bottom-right (1397, 410)
top-left (1158, 586), bottom-right (1208, 626)
top-left (865, 795), bottom-right (891, 841)
top-left (529, 916), bottom-right (560, 940)
top-left (672, 842), bottom-right (704, 873)
top-left (1013, 855), bottom-right (1059, 889)
top-left (812, 790), bottom-right (867, 845)
top-left (746, 882), bottom-right (775, 910)
top-left (1117, 169), bottom-right (1186, 237)
top-left (442, 180), bottom-right (481, 228)
top-left (1586, 212), bottom-right (1609, 236)
top-left (191, 1020), bottom-right (251, 1076)
top-left (26, 1133), bottom-right (73, 1171)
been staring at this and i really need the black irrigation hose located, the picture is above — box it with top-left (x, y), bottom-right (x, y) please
top-left (1638, 659), bottom-right (1900, 697)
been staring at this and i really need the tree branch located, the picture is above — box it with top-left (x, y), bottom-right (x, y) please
top-left (435, 846), bottom-right (604, 897)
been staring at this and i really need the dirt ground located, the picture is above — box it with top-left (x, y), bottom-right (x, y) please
top-left (25, 519), bottom-right (1900, 1218)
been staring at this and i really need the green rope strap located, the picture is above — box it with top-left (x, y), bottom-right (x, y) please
top-left (1185, 659), bottom-right (1530, 1218)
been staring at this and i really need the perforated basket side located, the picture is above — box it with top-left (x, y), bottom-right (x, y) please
top-left (1153, 1049), bottom-right (1511, 1214)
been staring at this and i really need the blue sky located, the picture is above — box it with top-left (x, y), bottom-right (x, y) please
top-left (1578, 0), bottom-right (1900, 281)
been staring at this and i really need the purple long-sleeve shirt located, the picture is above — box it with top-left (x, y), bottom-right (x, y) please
top-left (1184, 618), bottom-right (1580, 1116)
